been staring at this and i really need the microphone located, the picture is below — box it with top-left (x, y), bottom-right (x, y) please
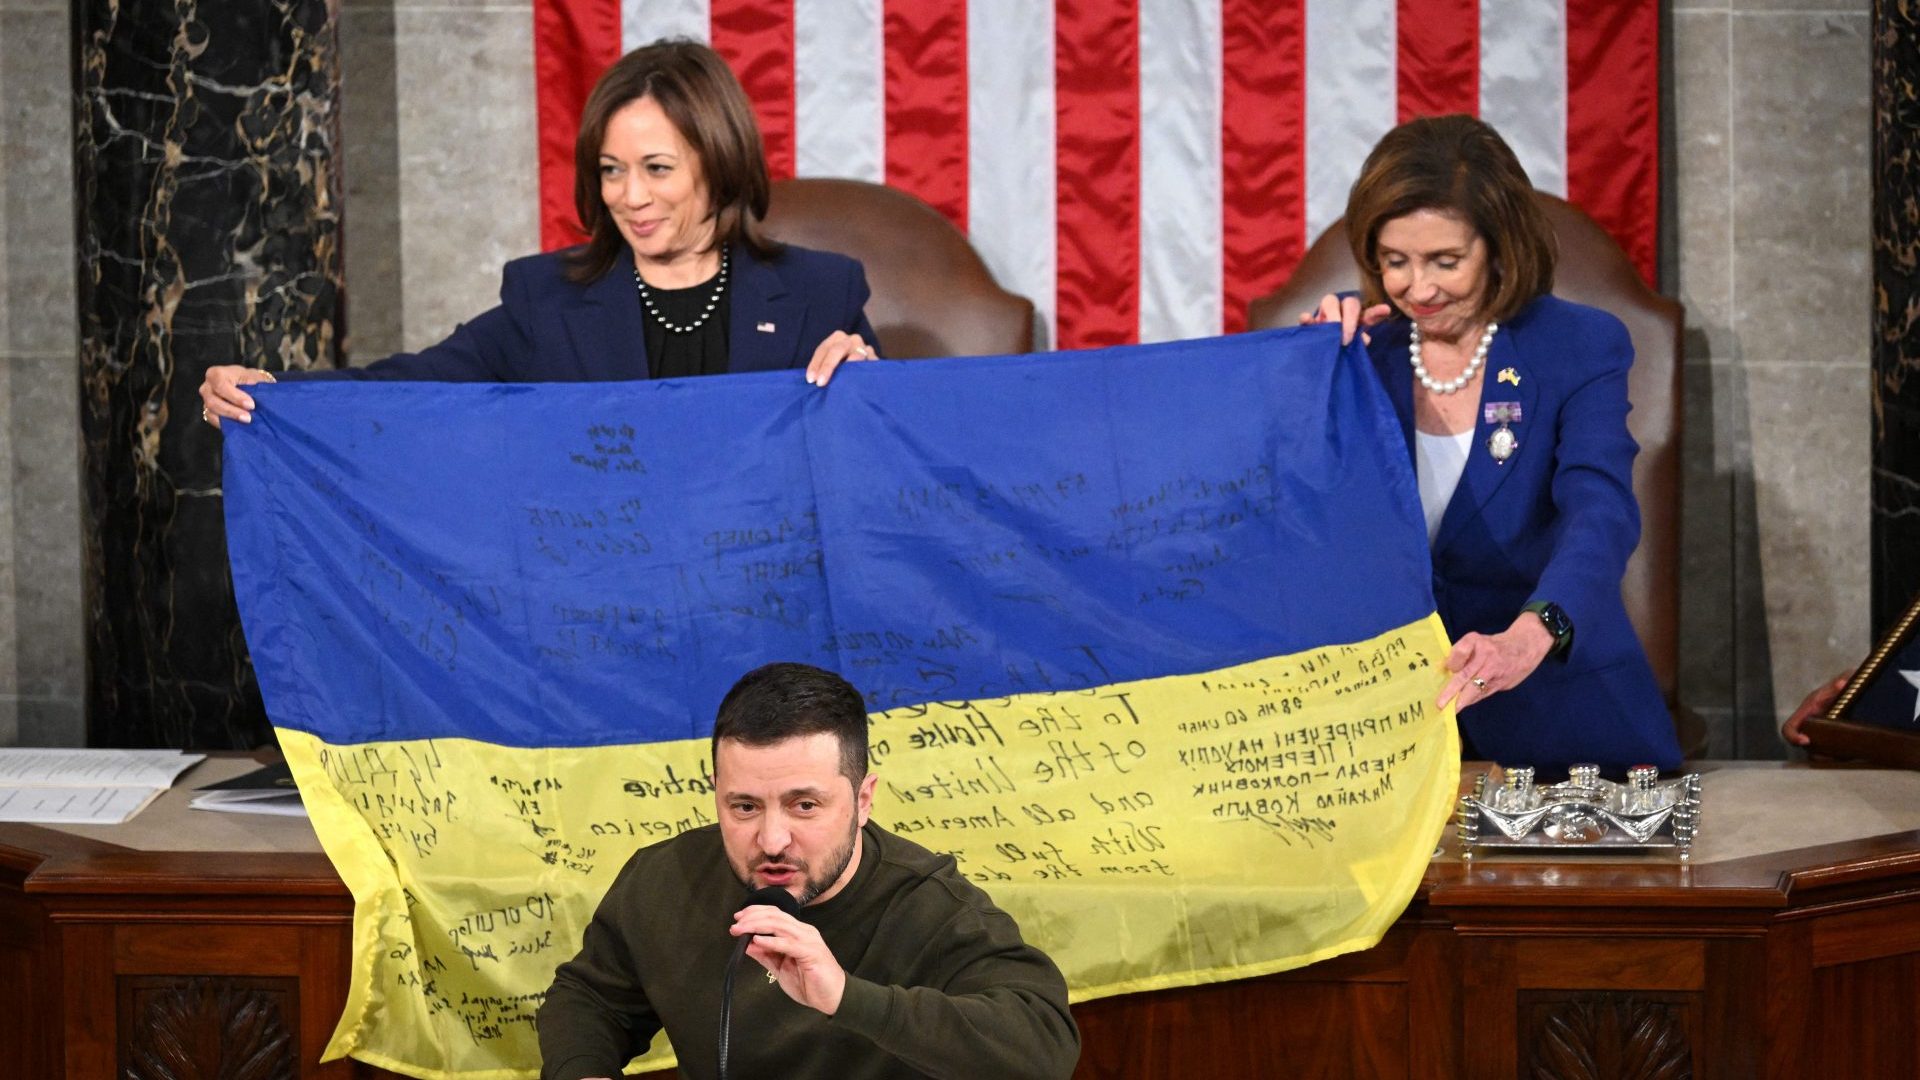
top-left (742, 883), bottom-right (803, 918)
top-left (718, 885), bottom-right (802, 1080)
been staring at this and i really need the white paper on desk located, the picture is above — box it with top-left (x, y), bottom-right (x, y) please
top-left (0, 748), bottom-right (205, 788)
top-left (188, 791), bottom-right (308, 818)
top-left (0, 784), bottom-right (163, 824)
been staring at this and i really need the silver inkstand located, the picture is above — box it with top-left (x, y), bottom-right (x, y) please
top-left (1456, 763), bottom-right (1702, 858)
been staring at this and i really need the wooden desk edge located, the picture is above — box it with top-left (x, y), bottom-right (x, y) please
top-left (0, 826), bottom-right (347, 898)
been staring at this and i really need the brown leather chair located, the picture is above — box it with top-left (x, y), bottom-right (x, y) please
top-left (1248, 195), bottom-right (1694, 751)
top-left (760, 178), bottom-right (1035, 359)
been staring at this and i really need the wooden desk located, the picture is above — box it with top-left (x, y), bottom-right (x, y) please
top-left (6, 761), bottom-right (1919, 1078)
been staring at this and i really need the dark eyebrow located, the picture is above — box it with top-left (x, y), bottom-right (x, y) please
top-left (721, 785), bottom-right (833, 803)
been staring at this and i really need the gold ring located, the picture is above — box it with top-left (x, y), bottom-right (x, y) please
top-left (201, 406), bottom-right (211, 423)
top-left (1471, 677), bottom-right (1487, 690)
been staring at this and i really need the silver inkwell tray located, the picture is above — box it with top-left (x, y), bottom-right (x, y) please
top-left (1456, 764), bottom-right (1702, 858)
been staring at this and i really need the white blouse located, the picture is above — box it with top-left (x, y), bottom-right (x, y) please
top-left (1415, 428), bottom-right (1474, 544)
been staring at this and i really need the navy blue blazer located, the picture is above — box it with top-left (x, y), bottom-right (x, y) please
top-left (1369, 295), bottom-right (1683, 773)
top-left (296, 242), bottom-right (877, 382)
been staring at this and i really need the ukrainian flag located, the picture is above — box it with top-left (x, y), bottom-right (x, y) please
top-left (224, 327), bottom-right (1459, 1079)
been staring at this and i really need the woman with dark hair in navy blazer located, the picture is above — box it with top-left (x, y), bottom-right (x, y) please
top-left (1304, 115), bottom-right (1682, 776)
top-left (199, 39), bottom-right (878, 428)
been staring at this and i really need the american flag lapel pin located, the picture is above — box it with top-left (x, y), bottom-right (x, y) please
top-left (757, 321), bottom-right (776, 333)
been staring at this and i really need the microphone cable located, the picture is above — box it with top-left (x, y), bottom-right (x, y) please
top-left (718, 885), bottom-right (802, 1080)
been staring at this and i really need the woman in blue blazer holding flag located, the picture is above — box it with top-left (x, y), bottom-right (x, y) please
top-left (199, 39), bottom-right (878, 427)
top-left (1306, 115), bottom-right (1683, 775)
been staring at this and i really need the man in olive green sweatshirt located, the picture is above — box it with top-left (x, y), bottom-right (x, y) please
top-left (537, 662), bottom-right (1081, 1080)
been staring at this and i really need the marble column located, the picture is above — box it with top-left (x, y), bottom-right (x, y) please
top-left (1874, 1), bottom-right (1920, 635)
top-left (76, 1), bottom-right (342, 747)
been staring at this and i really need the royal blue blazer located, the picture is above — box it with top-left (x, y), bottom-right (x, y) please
top-left (1368, 295), bottom-right (1683, 773)
top-left (294, 241), bottom-right (878, 382)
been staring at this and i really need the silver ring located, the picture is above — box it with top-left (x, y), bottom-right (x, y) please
top-left (1470, 677), bottom-right (1487, 690)
top-left (200, 406), bottom-right (211, 423)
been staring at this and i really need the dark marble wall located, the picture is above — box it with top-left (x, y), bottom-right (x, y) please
top-left (76, 0), bottom-right (341, 748)
top-left (1874, 1), bottom-right (1920, 636)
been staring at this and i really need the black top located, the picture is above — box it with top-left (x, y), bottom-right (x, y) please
top-left (639, 270), bottom-right (732, 380)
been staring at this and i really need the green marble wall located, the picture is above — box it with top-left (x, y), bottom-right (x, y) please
top-left (1873, 0), bottom-right (1920, 634)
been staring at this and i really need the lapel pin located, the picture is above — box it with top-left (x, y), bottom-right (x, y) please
top-left (1497, 367), bottom-right (1520, 386)
top-left (1484, 401), bottom-right (1523, 464)
top-left (756, 321), bottom-right (777, 333)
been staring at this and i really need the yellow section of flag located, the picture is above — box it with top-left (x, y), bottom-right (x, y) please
top-left (284, 614), bottom-right (1458, 1078)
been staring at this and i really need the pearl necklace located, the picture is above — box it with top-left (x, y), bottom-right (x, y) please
top-left (1409, 320), bottom-right (1497, 395)
top-left (634, 250), bottom-right (729, 334)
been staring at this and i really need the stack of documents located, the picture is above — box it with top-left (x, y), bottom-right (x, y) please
top-left (189, 762), bottom-right (306, 817)
top-left (0, 748), bottom-right (206, 825)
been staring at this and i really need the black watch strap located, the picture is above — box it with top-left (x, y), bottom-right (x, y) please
top-left (1525, 601), bottom-right (1573, 657)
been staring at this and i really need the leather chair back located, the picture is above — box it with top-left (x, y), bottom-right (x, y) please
top-left (761, 178), bottom-right (1035, 359)
top-left (1247, 195), bottom-right (1683, 710)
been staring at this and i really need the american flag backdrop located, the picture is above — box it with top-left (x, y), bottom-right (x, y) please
top-left (533, 0), bottom-right (1659, 351)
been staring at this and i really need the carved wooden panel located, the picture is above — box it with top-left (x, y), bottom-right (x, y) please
top-left (1520, 992), bottom-right (1693, 1080)
top-left (117, 976), bottom-right (298, 1080)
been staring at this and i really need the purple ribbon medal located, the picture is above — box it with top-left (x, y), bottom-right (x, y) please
top-left (1484, 401), bottom-right (1523, 464)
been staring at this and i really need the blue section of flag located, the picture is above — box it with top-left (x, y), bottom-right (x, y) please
top-left (1851, 628), bottom-right (1920, 729)
top-left (223, 327), bottom-right (1432, 748)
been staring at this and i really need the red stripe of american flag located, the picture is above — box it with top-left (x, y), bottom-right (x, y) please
top-left (711, 0), bottom-right (797, 181)
top-left (1054, 1), bottom-right (1140, 350)
top-left (1221, 0), bottom-right (1307, 334)
top-left (533, 0), bottom-right (619, 250)
top-left (884, 0), bottom-right (969, 232)
top-left (1396, 0), bottom-right (1478, 121)
top-left (1566, 0), bottom-right (1660, 285)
